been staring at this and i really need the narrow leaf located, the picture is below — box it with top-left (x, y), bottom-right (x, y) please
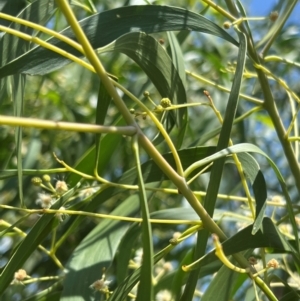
top-left (95, 81), bottom-right (112, 170)
top-left (132, 137), bottom-right (153, 301)
top-left (180, 30), bottom-right (247, 301)
top-left (204, 30), bottom-right (247, 214)
top-left (252, 171), bottom-right (267, 234)
top-left (166, 31), bottom-right (188, 147)
top-left (115, 224), bottom-right (140, 284)
top-left (201, 265), bottom-right (239, 301)
top-left (12, 74), bottom-right (25, 207)
top-left (109, 243), bottom-right (173, 301)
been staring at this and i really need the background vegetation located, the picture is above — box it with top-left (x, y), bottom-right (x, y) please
top-left (0, 0), bottom-right (299, 300)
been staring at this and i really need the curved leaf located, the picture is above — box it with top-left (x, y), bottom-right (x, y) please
top-left (190, 217), bottom-right (296, 270)
top-left (0, 5), bottom-right (238, 77)
top-left (99, 32), bottom-right (185, 107)
top-left (99, 32), bottom-right (187, 144)
top-left (167, 31), bottom-right (188, 147)
top-left (227, 153), bottom-right (268, 232)
top-left (184, 142), bottom-right (298, 251)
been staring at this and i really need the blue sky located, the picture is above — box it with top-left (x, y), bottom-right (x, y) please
top-left (247, 0), bottom-right (300, 25)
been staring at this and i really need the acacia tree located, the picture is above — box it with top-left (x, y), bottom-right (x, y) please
top-left (0, 0), bottom-right (299, 300)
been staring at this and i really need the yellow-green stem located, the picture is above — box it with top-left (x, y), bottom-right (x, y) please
top-left (232, 16), bottom-right (266, 26)
top-left (0, 205), bottom-right (202, 225)
top-left (264, 55), bottom-right (300, 68)
top-left (253, 63), bottom-right (300, 103)
top-left (186, 70), bottom-right (264, 105)
top-left (22, 276), bottom-right (62, 284)
top-left (0, 115), bottom-right (137, 135)
top-left (0, 25), bottom-right (95, 72)
top-left (200, 0), bottom-right (236, 21)
top-left (0, 12), bottom-right (84, 52)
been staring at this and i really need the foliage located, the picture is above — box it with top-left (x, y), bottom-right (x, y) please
top-left (0, 0), bottom-right (300, 300)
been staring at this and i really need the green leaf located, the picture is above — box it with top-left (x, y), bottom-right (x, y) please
top-left (115, 224), bottom-right (140, 284)
top-left (185, 141), bottom-right (298, 252)
top-left (235, 0), bottom-right (255, 46)
top-left (99, 32), bottom-right (186, 108)
top-left (167, 31), bottom-right (186, 89)
top-left (171, 250), bottom-right (193, 300)
top-left (166, 31), bottom-right (188, 147)
top-left (98, 32), bottom-right (187, 144)
top-left (60, 195), bottom-right (140, 301)
top-left (180, 30), bottom-right (247, 301)
top-left (204, 30), bottom-right (247, 216)
top-left (12, 74), bottom-right (25, 207)
top-left (201, 250), bottom-right (254, 301)
top-left (155, 260), bottom-right (223, 300)
top-left (95, 80), bottom-right (112, 171)
top-left (251, 170), bottom-right (267, 234)
top-left (228, 152), bottom-right (268, 233)
top-left (0, 5), bottom-right (238, 78)
top-left (280, 291), bottom-right (300, 301)
top-left (133, 138), bottom-right (153, 301)
top-left (109, 244), bottom-right (173, 301)
top-left (0, 0), bottom-right (56, 101)
top-left (192, 217), bottom-right (296, 270)
top-left (0, 0), bottom-right (27, 27)
top-left (201, 265), bottom-right (239, 301)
